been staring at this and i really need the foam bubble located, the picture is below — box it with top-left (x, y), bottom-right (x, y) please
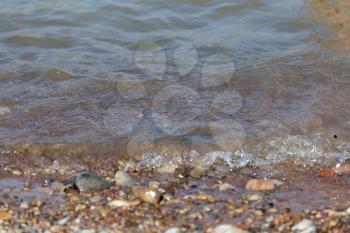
top-left (116, 73), bottom-right (147, 100)
top-left (173, 42), bottom-right (198, 76)
top-left (201, 54), bottom-right (235, 88)
top-left (127, 131), bottom-right (156, 160)
top-left (209, 119), bottom-right (246, 152)
top-left (151, 84), bottom-right (202, 136)
top-left (134, 42), bottom-right (167, 80)
top-left (104, 102), bottom-right (143, 137)
top-left (211, 89), bottom-right (242, 115)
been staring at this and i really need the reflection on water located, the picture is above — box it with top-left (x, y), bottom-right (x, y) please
top-left (0, 0), bottom-right (349, 173)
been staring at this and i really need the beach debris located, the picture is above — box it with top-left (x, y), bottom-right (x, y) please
top-left (319, 170), bottom-right (336, 177)
top-left (74, 172), bottom-right (112, 192)
top-left (115, 170), bottom-right (136, 187)
top-left (213, 224), bottom-right (249, 233)
top-left (291, 219), bottom-right (316, 233)
top-left (245, 179), bottom-right (276, 191)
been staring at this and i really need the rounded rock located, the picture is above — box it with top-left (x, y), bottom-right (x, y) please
top-left (75, 172), bottom-right (112, 192)
top-left (164, 227), bottom-right (182, 233)
top-left (213, 224), bottom-right (249, 233)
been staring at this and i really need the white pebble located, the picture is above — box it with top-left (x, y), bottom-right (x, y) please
top-left (108, 200), bottom-right (130, 208)
top-left (164, 227), bottom-right (182, 233)
top-left (292, 219), bottom-right (316, 233)
top-left (213, 224), bottom-right (249, 233)
top-left (0, 107), bottom-right (11, 117)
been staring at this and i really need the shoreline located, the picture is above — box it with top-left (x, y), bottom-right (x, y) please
top-left (0, 166), bottom-right (350, 232)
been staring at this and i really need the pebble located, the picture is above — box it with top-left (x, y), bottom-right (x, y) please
top-left (108, 200), bottom-right (130, 208)
top-left (115, 171), bottom-right (135, 187)
top-left (218, 183), bottom-right (235, 191)
top-left (0, 211), bottom-right (12, 221)
top-left (174, 167), bottom-right (190, 178)
top-left (57, 216), bottom-right (70, 225)
top-left (346, 207), bottom-right (350, 215)
top-left (148, 181), bottom-right (160, 189)
top-left (246, 194), bottom-right (263, 201)
top-left (245, 179), bottom-right (276, 191)
top-left (190, 167), bottom-right (207, 178)
top-left (75, 172), bottom-right (112, 192)
top-left (0, 107), bottom-right (11, 117)
top-left (156, 164), bottom-right (179, 174)
top-left (132, 186), bottom-right (161, 204)
top-left (213, 224), bottom-right (249, 233)
top-left (12, 170), bottom-right (22, 176)
top-left (333, 163), bottom-right (350, 174)
top-left (291, 219), bottom-right (316, 233)
top-left (164, 227), bottom-right (182, 233)
top-left (19, 202), bottom-right (29, 209)
top-left (42, 68), bottom-right (74, 81)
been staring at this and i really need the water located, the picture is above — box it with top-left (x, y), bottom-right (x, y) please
top-left (0, 0), bottom-right (349, 174)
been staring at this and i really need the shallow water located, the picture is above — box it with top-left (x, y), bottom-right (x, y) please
top-left (0, 0), bottom-right (350, 174)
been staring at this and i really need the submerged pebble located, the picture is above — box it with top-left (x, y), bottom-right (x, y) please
top-left (75, 172), bottom-right (112, 192)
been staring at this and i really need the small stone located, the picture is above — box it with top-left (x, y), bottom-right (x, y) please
top-left (190, 167), bottom-right (207, 178)
top-left (43, 176), bottom-right (55, 187)
top-left (272, 179), bottom-right (284, 186)
top-left (47, 182), bottom-right (66, 194)
top-left (20, 202), bottom-right (29, 209)
top-left (156, 164), bottom-right (179, 174)
top-left (12, 170), bottom-right (22, 176)
top-left (89, 196), bottom-right (103, 203)
top-left (218, 183), bottom-right (235, 191)
top-left (108, 200), bottom-right (130, 208)
top-left (0, 107), bottom-right (11, 117)
top-left (115, 171), bottom-right (135, 187)
top-left (75, 172), bottom-right (112, 192)
top-left (174, 167), bottom-right (190, 179)
top-left (164, 227), bottom-right (182, 233)
top-left (57, 216), bottom-right (70, 225)
top-left (213, 224), bottom-right (249, 233)
top-left (292, 219), bottom-right (316, 233)
top-left (132, 186), bottom-right (161, 204)
top-left (245, 179), bottom-right (275, 191)
top-left (148, 181), bottom-right (160, 189)
top-left (346, 207), bottom-right (350, 215)
top-left (246, 194), bottom-right (263, 201)
top-left (333, 163), bottom-right (350, 175)
top-left (42, 68), bottom-right (74, 82)
top-left (0, 211), bottom-right (12, 221)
